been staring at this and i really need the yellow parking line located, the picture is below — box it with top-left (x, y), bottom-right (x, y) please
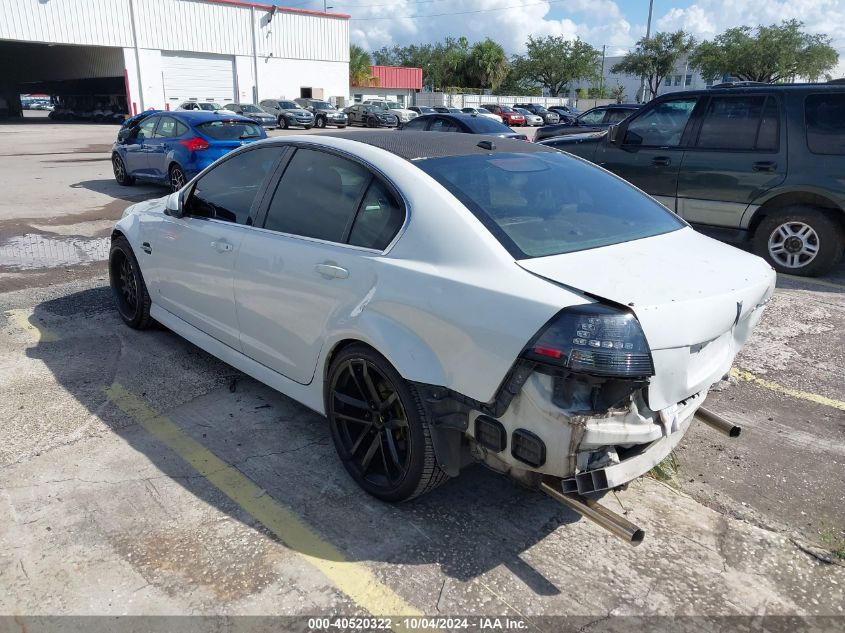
top-left (5, 309), bottom-right (60, 342)
top-left (778, 274), bottom-right (845, 291)
top-left (105, 383), bottom-right (423, 624)
top-left (731, 368), bottom-right (845, 412)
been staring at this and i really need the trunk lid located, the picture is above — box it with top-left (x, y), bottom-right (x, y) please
top-left (517, 227), bottom-right (776, 409)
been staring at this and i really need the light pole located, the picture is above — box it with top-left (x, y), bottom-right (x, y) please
top-left (638, 0), bottom-right (655, 103)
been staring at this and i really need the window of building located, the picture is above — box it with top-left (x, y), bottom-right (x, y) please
top-left (674, 75), bottom-right (682, 86)
top-left (353, 94), bottom-right (363, 103)
top-left (685, 74), bottom-right (693, 86)
top-left (665, 77), bottom-right (672, 87)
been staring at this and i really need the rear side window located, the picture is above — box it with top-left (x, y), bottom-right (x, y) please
top-left (805, 93), bottom-right (845, 155)
top-left (196, 120), bottom-right (264, 140)
top-left (403, 117), bottom-right (428, 130)
top-left (348, 180), bottom-right (405, 250)
top-left (696, 96), bottom-right (779, 151)
top-left (184, 147), bottom-right (281, 224)
top-left (263, 149), bottom-right (370, 242)
top-left (430, 118), bottom-right (459, 132)
top-left (416, 152), bottom-right (684, 258)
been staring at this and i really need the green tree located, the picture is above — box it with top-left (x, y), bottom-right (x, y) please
top-left (350, 44), bottom-right (374, 86)
top-left (690, 20), bottom-right (838, 83)
top-left (612, 31), bottom-right (695, 100)
top-left (496, 62), bottom-right (542, 96)
top-left (510, 36), bottom-right (600, 97)
top-left (466, 38), bottom-right (509, 91)
top-left (371, 38), bottom-right (471, 91)
top-left (609, 83), bottom-right (626, 104)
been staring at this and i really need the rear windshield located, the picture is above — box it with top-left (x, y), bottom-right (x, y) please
top-left (196, 120), bottom-right (264, 140)
top-left (467, 117), bottom-right (514, 132)
top-left (416, 152), bottom-right (685, 258)
top-left (805, 93), bottom-right (845, 155)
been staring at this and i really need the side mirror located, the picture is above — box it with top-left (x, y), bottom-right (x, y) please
top-left (165, 191), bottom-right (184, 218)
top-left (117, 128), bottom-right (131, 142)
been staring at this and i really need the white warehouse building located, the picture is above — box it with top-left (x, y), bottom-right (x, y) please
top-left (0, 0), bottom-right (350, 115)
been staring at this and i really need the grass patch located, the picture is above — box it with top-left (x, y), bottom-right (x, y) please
top-left (648, 451), bottom-right (680, 483)
top-left (820, 528), bottom-right (845, 561)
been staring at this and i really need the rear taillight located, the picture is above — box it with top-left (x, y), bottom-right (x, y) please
top-left (523, 304), bottom-right (654, 378)
top-left (179, 137), bottom-right (209, 151)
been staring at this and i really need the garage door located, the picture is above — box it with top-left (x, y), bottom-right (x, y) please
top-left (161, 52), bottom-right (235, 107)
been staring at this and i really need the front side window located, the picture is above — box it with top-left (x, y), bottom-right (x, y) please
top-left (624, 98), bottom-right (697, 147)
top-left (153, 116), bottom-right (179, 138)
top-left (696, 96), bottom-right (779, 151)
top-left (183, 147), bottom-right (280, 224)
top-left (136, 116), bottom-right (158, 140)
top-left (263, 149), bottom-right (371, 242)
top-left (805, 93), bottom-right (845, 155)
top-left (577, 109), bottom-right (605, 125)
top-left (403, 117), bottom-right (428, 130)
top-left (416, 151), bottom-right (684, 258)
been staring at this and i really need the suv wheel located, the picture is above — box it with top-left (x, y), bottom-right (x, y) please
top-left (326, 344), bottom-right (449, 502)
top-left (754, 206), bottom-right (844, 277)
top-left (279, 116), bottom-right (289, 129)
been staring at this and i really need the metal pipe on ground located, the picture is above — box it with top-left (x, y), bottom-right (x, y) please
top-left (540, 478), bottom-right (645, 546)
top-left (696, 407), bottom-right (742, 438)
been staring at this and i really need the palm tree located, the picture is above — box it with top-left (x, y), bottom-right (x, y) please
top-left (467, 39), bottom-right (509, 91)
top-left (350, 44), bottom-right (375, 86)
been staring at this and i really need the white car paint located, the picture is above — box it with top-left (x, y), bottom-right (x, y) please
top-left (460, 107), bottom-right (503, 122)
top-left (514, 108), bottom-right (544, 126)
top-left (113, 134), bottom-right (774, 494)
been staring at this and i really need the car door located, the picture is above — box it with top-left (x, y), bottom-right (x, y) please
top-left (123, 115), bottom-right (159, 176)
top-left (143, 146), bottom-right (284, 349)
top-left (234, 146), bottom-right (405, 383)
top-left (592, 96), bottom-right (700, 211)
top-left (145, 116), bottom-right (189, 181)
top-left (676, 94), bottom-right (786, 227)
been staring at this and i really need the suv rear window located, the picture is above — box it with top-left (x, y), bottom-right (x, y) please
top-left (196, 121), bottom-right (264, 140)
top-left (416, 152), bottom-right (684, 258)
top-left (805, 93), bottom-right (845, 155)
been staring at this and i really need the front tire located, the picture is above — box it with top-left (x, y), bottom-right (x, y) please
top-left (109, 237), bottom-right (153, 330)
top-left (366, 117), bottom-right (376, 128)
top-left (280, 116), bottom-right (289, 130)
top-left (112, 154), bottom-right (135, 186)
top-left (315, 116), bottom-right (326, 129)
top-left (326, 344), bottom-right (449, 502)
top-left (753, 206), bottom-right (844, 277)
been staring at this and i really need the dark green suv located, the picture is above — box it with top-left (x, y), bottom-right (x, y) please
top-left (541, 84), bottom-right (845, 276)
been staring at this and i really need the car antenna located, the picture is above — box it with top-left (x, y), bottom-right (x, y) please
top-left (477, 140), bottom-right (496, 150)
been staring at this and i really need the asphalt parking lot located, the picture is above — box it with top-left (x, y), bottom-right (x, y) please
top-left (1, 119), bottom-right (844, 628)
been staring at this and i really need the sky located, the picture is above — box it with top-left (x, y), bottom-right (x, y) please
top-left (278, 0), bottom-right (845, 76)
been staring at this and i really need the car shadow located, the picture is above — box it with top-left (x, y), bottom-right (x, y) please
top-left (25, 286), bottom-right (581, 596)
top-left (71, 178), bottom-right (164, 203)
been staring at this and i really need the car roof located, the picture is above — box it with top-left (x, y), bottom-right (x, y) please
top-left (166, 111), bottom-right (254, 123)
top-left (654, 84), bottom-right (845, 98)
top-left (309, 130), bottom-right (554, 161)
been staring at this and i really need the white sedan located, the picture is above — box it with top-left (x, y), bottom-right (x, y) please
top-left (110, 132), bottom-right (774, 507)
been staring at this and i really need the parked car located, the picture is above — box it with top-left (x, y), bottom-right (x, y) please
top-left (176, 101), bottom-right (237, 114)
top-left (400, 114), bottom-right (529, 140)
top-left (539, 84), bottom-right (845, 276)
top-left (513, 103), bottom-right (560, 124)
top-left (294, 98), bottom-right (348, 128)
top-left (433, 106), bottom-right (463, 114)
top-left (549, 105), bottom-right (580, 117)
top-left (514, 107), bottom-right (544, 126)
top-left (362, 100), bottom-right (418, 124)
top-left (409, 106), bottom-right (437, 115)
top-left (535, 104), bottom-right (641, 141)
top-left (111, 111), bottom-right (266, 192)
top-left (109, 131), bottom-right (773, 507)
top-left (259, 99), bottom-right (314, 129)
top-left (229, 103), bottom-right (276, 128)
top-left (344, 104), bottom-right (398, 128)
top-left (481, 104), bottom-right (526, 126)
top-left (460, 107), bottom-right (502, 122)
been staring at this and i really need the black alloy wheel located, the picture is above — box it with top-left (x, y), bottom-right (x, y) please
top-left (109, 237), bottom-right (153, 329)
top-left (112, 154), bottom-right (134, 186)
top-left (327, 345), bottom-right (448, 501)
top-left (169, 164), bottom-right (186, 192)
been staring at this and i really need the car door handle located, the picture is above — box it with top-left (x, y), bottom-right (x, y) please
top-left (753, 161), bottom-right (777, 172)
top-left (652, 156), bottom-right (671, 167)
top-left (210, 240), bottom-right (233, 253)
top-left (314, 263), bottom-right (349, 279)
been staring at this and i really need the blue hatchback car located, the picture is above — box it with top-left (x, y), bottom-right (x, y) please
top-left (112, 111), bottom-right (268, 191)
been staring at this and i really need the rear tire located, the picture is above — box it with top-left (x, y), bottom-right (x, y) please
top-left (753, 206), bottom-right (844, 277)
top-left (109, 237), bottom-right (153, 330)
top-left (326, 344), bottom-right (449, 502)
top-left (169, 164), bottom-right (186, 193)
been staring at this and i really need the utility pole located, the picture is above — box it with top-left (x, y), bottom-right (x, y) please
top-left (599, 44), bottom-right (606, 99)
top-left (638, 0), bottom-right (655, 103)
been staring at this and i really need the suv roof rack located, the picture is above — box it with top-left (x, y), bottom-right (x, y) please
top-left (710, 81), bottom-right (771, 89)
